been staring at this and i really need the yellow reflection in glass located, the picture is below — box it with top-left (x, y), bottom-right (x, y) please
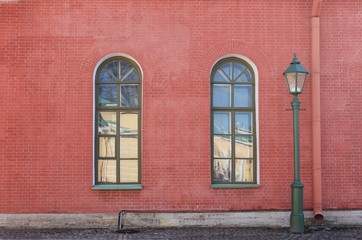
top-left (120, 112), bottom-right (138, 134)
top-left (99, 137), bottom-right (115, 157)
top-left (120, 160), bottom-right (138, 183)
top-left (235, 160), bottom-right (253, 182)
top-left (98, 160), bottom-right (116, 183)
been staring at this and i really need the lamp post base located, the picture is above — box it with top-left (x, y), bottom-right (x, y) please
top-left (290, 212), bottom-right (304, 233)
top-left (290, 181), bottom-right (304, 233)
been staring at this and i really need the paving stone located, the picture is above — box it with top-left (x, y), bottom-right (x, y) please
top-left (0, 226), bottom-right (361, 240)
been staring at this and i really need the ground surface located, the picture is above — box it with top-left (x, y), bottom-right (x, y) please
top-left (0, 226), bottom-right (361, 240)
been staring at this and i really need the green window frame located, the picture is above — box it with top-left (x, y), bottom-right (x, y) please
top-left (211, 57), bottom-right (258, 186)
top-left (94, 56), bottom-right (142, 188)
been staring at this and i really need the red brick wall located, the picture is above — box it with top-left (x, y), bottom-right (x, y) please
top-left (0, 0), bottom-right (360, 213)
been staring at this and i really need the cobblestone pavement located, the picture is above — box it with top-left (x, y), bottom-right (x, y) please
top-left (0, 226), bottom-right (361, 240)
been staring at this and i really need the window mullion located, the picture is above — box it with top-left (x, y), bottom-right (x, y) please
top-left (116, 110), bottom-right (120, 184)
top-left (231, 111), bottom-right (235, 183)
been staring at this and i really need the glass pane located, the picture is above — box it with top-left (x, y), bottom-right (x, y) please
top-left (235, 159), bottom-right (253, 182)
top-left (120, 160), bottom-right (138, 183)
top-left (213, 112), bottom-right (231, 134)
top-left (235, 136), bottom-right (253, 158)
top-left (120, 136), bottom-right (138, 158)
top-left (105, 60), bottom-right (119, 79)
top-left (120, 112), bottom-right (138, 134)
top-left (98, 68), bottom-right (116, 82)
top-left (98, 160), bottom-right (116, 183)
top-left (235, 69), bottom-right (252, 83)
top-left (213, 135), bottom-right (231, 158)
top-left (213, 159), bottom-right (231, 183)
top-left (98, 112), bottom-right (116, 135)
top-left (220, 62), bottom-right (232, 80)
top-left (99, 137), bottom-right (115, 157)
top-left (235, 112), bottom-right (252, 134)
top-left (297, 72), bottom-right (306, 93)
top-left (122, 68), bottom-right (138, 82)
top-left (286, 72), bottom-right (297, 93)
top-left (98, 85), bottom-right (117, 107)
top-left (120, 60), bottom-right (132, 78)
top-left (213, 69), bottom-right (230, 82)
top-left (121, 85), bottom-right (139, 107)
top-left (233, 62), bottom-right (246, 80)
top-left (234, 86), bottom-right (252, 107)
top-left (213, 84), bottom-right (231, 107)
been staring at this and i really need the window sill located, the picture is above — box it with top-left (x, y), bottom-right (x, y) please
top-left (92, 184), bottom-right (143, 190)
top-left (211, 184), bottom-right (260, 188)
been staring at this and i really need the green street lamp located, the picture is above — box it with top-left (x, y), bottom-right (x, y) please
top-left (283, 53), bottom-right (308, 233)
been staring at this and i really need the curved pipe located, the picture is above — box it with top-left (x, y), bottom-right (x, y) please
top-left (311, 0), bottom-right (323, 222)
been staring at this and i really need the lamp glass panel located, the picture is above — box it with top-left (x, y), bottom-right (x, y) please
top-left (297, 72), bottom-right (307, 93)
top-left (285, 72), bottom-right (297, 93)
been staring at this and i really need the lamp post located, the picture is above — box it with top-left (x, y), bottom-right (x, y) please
top-left (283, 53), bottom-right (308, 233)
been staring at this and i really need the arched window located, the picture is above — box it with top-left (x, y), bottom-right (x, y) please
top-left (94, 57), bottom-right (142, 186)
top-left (211, 57), bottom-right (257, 185)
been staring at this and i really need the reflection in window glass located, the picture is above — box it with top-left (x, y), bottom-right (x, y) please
top-left (122, 68), bottom-right (138, 82)
top-left (120, 136), bottom-right (138, 158)
top-left (211, 58), bottom-right (256, 184)
top-left (235, 69), bottom-right (252, 83)
top-left (213, 159), bottom-right (231, 183)
top-left (235, 136), bottom-right (253, 158)
top-left (121, 85), bottom-right (138, 107)
top-left (235, 159), bottom-right (253, 182)
top-left (99, 137), bottom-right (116, 157)
top-left (234, 86), bottom-right (252, 107)
top-left (120, 61), bottom-right (132, 78)
top-left (213, 85), bottom-right (231, 107)
top-left (99, 68), bottom-right (116, 82)
top-left (120, 160), bottom-right (138, 183)
top-left (235, 112), bottom-right (252, 134)
top-left (98, 112), bottom-right (116, 134)
top-left (234, 62), bottom-right (246, 79)
top-left (96, 57), bottom-right (141, 185)
top-left (221, 62), bottom-right (232, 79)
top-left (120, 112), bottom-right (138, 134)
top-left (98, 85), bottom-right (117, 107)
top-left (106, 61), bottom-right (119, 79)
top-left (213, 135), bottom-right (231, 158)
top-left (98, 160), bottom-right (117, 183)
top-left (213, 69), bottom-right (230, 82)
top-left (214, 112), bottom-right (231, 134)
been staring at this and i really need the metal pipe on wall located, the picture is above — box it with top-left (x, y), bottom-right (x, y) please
top-left (311, 0), bottom-right (323, 223)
